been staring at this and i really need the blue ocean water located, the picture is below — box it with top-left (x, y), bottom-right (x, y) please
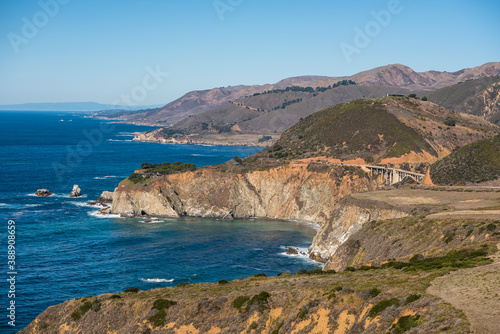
top-left (0, 111), bottom-right (321, 332)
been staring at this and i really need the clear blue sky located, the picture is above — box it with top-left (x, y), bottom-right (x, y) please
top-left (0, 0), bottom-right (499, 105)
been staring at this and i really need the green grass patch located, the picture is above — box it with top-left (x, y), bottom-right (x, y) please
top-left (297, 307), bottom-right (309, 319)
top-left (368, 298), bottom-right (400, 318)
top-left (128, 161), bottom-right (197, 184)
top-left (71, 299), bottom-right (101, 321)
top-left (296, 268), bottom-right (335, 275)
top-left (404, 294), bottom-right (421, 305)
top-left (391, 315), bottom-right (421, 333)
top-left (369, 288), bottom-right (381, 298)
top-left (252, 273), bottom-right (267, 278)
top-left (148, 309), bottom-right (167, 327)
top-left (487, 223), bottom-right (497, 231)
top-left (152, 299), bottom-right (177, 311)
top-left (380, 248), bottom-right (491, 272)
top-left (246, 291), bottom-right (271, 312)
top-left (232, 296), bottom-right (250, 311)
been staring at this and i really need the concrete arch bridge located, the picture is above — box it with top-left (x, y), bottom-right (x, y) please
top-left (328, 163), bottom-right (425, 185)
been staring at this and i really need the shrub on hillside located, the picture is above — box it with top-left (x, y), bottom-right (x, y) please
top-left (444, 117), bottom-right (456, 126)
top-left (128, 162), bottom-right (197, 183)
top-left (369, 298), bottom-right (400, 317)
top-left (258, 135), bottom-right (272, 142)
top-left (152, 298), bottom-right (177, 311)
top-left (404, 294), bottom-right (421, 305)
top-left (233, 296), bottom-right (250, 311)
top-left (391, 315), bottom-right (421, 333)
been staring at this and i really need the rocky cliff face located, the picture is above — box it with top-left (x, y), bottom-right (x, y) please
top-left (309, 197), bottom-right (409, 263)
top-left (458, 81), bottom-right (500, 124)
top-left (323, 216), bottom-right (498, 272)
top-left (111, 165), bottom-right (379, 225)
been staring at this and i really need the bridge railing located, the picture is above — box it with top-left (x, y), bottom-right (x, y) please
top-left (322, 162), bottom-right (425, 184)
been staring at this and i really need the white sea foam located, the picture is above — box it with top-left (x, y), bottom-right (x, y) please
top-left (107, 139), bottom-right (132, 142)
top-left (67, 194), bottom-right (88, 198)
top-left (27, 193), bottom-right (51, 197)
top-left (116, 132), bottom-right (135, 137)
top-left (0, 203), bottom-right (42, 209)
top-left (139, 278), bottom-right (174, 283)
top-left (93, 175), bottom-right (118, 180)
top-left (68, 201), bottom-right (106, 209)
top-left (87, 210), bottom-right (122, 219)
top-left (279, 246), bottom-right (321, 266)
top-left (140, 219), bottom-right (165, 224)
top-left (230, 264), bottom-right (265, 271)
top-left (27, 193), bottom-right (87, 199)
top-left (279, 246), bottom-right (309, 258)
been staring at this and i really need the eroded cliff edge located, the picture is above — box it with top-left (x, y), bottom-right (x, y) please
top-left (308, 197), bottom-right (410, 263)
top-left (111, 163), bottom-right (379, 225)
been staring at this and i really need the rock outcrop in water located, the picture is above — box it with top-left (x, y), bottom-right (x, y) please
top-left (35, 189), bottom-right (52, 197)
top-left (88, 190), bottom-right (115, 214)
top-left (95, 190), bottom-right (114, 204)
top-left (69, 184), bottom-right (82, 198)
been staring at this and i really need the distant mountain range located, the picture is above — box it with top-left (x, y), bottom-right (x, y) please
top-left (0, 102), bottom-right (164, 112)
top-left (101, 62), bottom-right (500, 125)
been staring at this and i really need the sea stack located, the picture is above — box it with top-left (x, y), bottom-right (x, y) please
top-left (35, 189), bottom-right (52, 197)
top-left (69, 185), bottom-right (82, 198)
top-left (96, 191), bottom-right (113, 204)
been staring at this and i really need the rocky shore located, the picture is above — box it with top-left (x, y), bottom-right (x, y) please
top-left (132, 128), bottom-right (274, 147)
top-left (110, 164), bottom-right (379, 223)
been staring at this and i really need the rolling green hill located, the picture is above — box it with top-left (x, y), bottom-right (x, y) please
top-left (250, 97), bottom-right (496, 163)
top-left (264, 99), bottom-right (436, 160)
top-left (430, 134), bottom-right (500, 185)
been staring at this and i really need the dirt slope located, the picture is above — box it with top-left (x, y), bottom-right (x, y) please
top-left (428, 243), bottom-right (500, 334)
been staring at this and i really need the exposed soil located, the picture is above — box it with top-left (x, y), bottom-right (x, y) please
top-left (427, 210), bottom-right (500, 220)
top-left (352, 188), bottom-right (500, 219)
top-left (427, 243), bottom-right (500, 334)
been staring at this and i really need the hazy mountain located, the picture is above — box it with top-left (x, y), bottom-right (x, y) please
top-left (101, 62), bottom-right (500, 125)
top-left (0, 102), bottom-right (164, 112)
top-left (305, 62), bottom-right (500, 90)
